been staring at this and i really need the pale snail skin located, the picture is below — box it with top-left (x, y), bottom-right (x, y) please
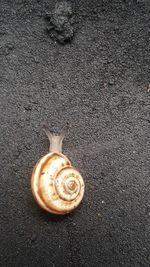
top-left (31, 124), bottom-right (85, 215)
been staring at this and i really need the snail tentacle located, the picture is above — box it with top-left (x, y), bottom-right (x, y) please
top-left (42, 122), bottom-right (53, 141)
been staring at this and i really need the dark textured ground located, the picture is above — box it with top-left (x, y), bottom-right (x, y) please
top-left (0, 0), bottom-right (150, 266)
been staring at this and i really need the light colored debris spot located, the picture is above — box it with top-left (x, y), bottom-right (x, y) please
top-left (147, 84), bottom-right (150, 93)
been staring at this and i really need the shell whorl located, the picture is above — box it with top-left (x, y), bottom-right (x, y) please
top-left (31, 152), bottom-right (84, 214)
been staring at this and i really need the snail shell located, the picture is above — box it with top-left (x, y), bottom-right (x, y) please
top-left (31, 124), bottom-right (85, 215)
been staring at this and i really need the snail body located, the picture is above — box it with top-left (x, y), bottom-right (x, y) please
top-left (31, 125), bottom-right (85, 215)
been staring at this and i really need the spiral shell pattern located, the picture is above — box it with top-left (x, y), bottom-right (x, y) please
top-left (31, 152), bottom-right (84, 214)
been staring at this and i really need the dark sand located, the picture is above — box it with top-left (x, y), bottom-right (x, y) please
top-left (0, 0), bottom-right (150, 266)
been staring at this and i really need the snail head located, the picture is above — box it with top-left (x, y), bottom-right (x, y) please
top-left (42, 122), bottom-right (69, 153)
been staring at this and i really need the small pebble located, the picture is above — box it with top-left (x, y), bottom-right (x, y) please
top-left (109, 80), bottom-right (115, 85)
top-left (46, 1), bottom-right (74, 44)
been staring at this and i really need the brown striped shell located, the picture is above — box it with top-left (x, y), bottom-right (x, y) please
top-left (31, 152), bottom-right (85, 214)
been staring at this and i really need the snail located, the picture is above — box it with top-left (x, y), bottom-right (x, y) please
top-left (31, 124), bottom-right (85, 215)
